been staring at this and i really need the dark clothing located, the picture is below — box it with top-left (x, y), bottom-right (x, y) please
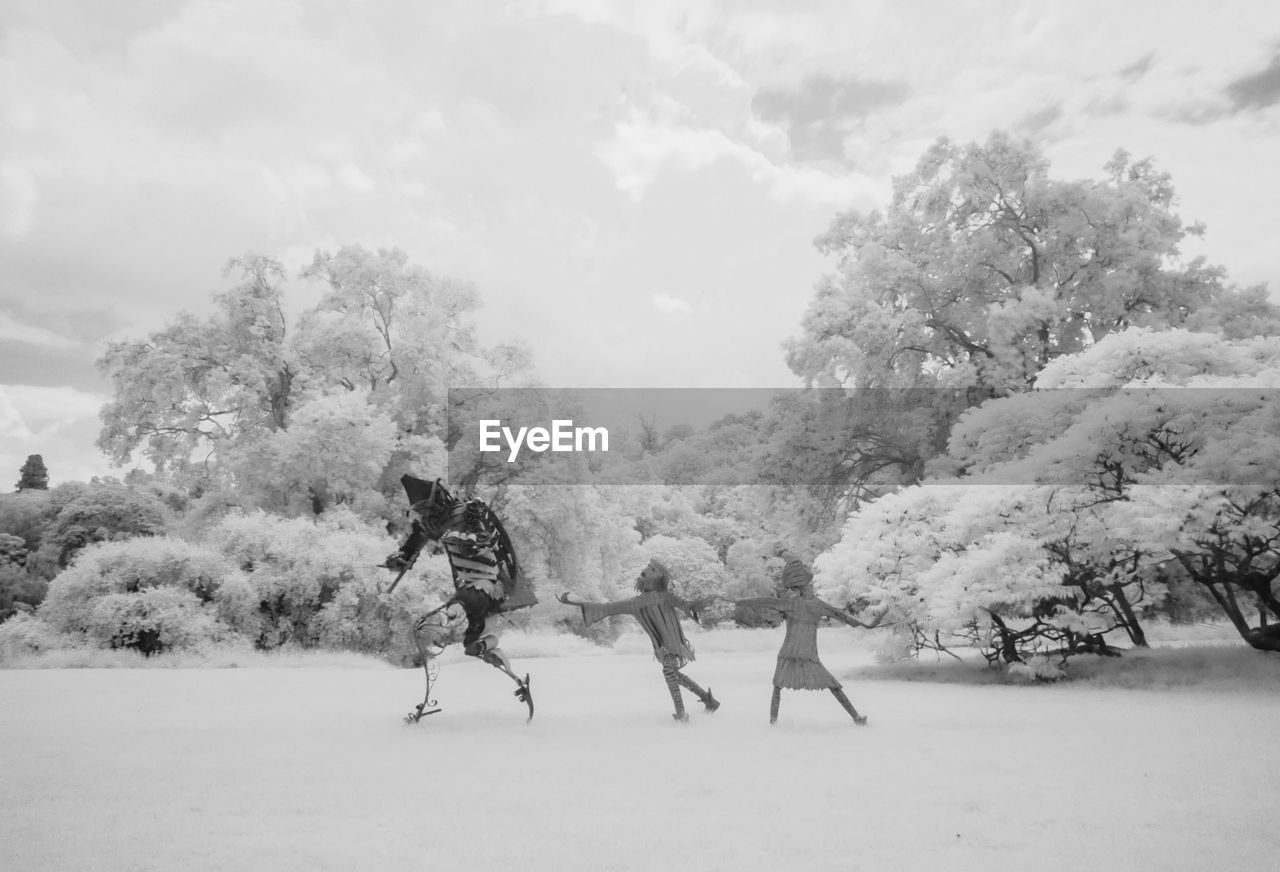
top-left (450, 584), bottom-right (500, 650)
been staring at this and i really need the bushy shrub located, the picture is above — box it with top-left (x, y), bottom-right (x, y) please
top-left (38, 537), bottom-right (254, 653)
top-left (203, 508), bottom-right (404, 650)
top-left (84, 588), bottom-right (231, 655)
top-left (0, 613), bottom-right (77, 660)
top-left (312, 563), bottom-right (456, 660)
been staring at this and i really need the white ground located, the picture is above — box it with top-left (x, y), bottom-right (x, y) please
top-left (2, 630), bottom-right (1278, 872)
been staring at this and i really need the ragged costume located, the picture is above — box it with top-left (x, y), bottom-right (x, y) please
top-left (565, 559), bottom-right (719, 722)
top-left (384, 475), bottom-right (536, 722)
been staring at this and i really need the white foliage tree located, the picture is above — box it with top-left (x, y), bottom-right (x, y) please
top-left (229, 389), bottom-right (399, 518)
top-left (817, 327), bottom-right (1280, 666)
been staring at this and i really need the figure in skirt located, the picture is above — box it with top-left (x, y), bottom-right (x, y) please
top-left (732, 559), bottom-right (880, 726)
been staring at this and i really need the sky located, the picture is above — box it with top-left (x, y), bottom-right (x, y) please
top-left (2, 0), bottom-right (1279, 484)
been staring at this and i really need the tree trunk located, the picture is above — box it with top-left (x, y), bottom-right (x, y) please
top-left (1108, 584), bottom-right (1148, 647)
top-left (986, 611), bottom-right (1024, 663)
top-left (1244, 624), bottom-right (1280, 653)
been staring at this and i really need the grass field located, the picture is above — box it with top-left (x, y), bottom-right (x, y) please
top-left (2, 628), bottom-right (1277, 871)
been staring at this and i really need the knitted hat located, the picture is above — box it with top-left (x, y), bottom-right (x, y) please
top-left (781, 559), bottom-right (813, 589)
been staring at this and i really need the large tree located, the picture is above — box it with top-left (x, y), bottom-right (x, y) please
top-left (97, 255), bottom-right (293, 481)
top-left (97, 246), bottom-right (532, 517)
top-left (787, 131), bottom-right (1234, 393)
top-left (778, 131), bottom-right (1274, 532)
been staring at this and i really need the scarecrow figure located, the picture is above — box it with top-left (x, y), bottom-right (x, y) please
top-left (383, 475), bottom-right (537, 722)
top-left (732, 559), bottom-right (879, 726)
top-left (559, 559), bottom-right (719, 722)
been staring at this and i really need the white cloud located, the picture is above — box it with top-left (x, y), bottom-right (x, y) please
top-left (597, 105), bottom-right (881, 208)
top-left (336, 162), bottom-right (375, 193)
top-left (651, 293), bottom-right (693, 314)
top-left (0, 387), bottom-right (31, 442)
top-left (0, 164), bottom-right (39, 238)
top-left (2, 384), bottom-right (105, 429)
top-left (0, 313), bottom-right (80, 348)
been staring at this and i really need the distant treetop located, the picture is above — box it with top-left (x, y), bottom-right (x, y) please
top-left (16, 454), bottom-right (49, 491)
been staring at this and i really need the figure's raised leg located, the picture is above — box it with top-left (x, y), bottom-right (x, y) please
top-left (831, 688), bottom-right (867, 725)
top-left (464, 634), bottom-right (534, 721)
top-left (456, 588), bottom-right (534, 720)
top-left (675, 671), bottom-right (719, 712)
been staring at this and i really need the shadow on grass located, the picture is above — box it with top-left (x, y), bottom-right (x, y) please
top-left (849, 644), bottom-right (1280, 691)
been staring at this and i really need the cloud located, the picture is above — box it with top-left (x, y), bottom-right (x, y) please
top-left (1018, 102), bottom-right (1064, 134)
top-left (336, 163), bottom-right (376, 193)
top-left (1226, 49), bottom-right (1280, 111)
top-left (751, 74), bottom-right (910, 162)
top-left (596, 105), bottom-right (881, 208)
top-left (0, 164), bottom-right (39, 238)
top-left (0, 311), bottom-right (80, 348)
top-left (651, 293), bottom-right (693, 314)
top-left (2, 384), bottom-right (105, 429)
top-left (1119, 53), bottom-right (1154, 81)
top-left (0, 388), bottom-right (30, 443)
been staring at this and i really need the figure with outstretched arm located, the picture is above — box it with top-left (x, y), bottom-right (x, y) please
top-left (732, 559), bottom-right (880, 726)
top-left (381, 475), bottom-right (537, 722)
top-left (559, 559), bottom-right (720, 723)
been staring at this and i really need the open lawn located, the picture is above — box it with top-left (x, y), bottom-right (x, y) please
top-left (2, 630), bottom-right (1277, 871)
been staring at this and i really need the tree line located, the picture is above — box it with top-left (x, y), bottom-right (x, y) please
top-left (2, 130), bottom-right (1277, 672)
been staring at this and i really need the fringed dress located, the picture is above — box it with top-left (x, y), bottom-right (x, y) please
top-left (579, 591), bottom-right (696, 668)
top-left (738, 596), bottom-right (844, 690)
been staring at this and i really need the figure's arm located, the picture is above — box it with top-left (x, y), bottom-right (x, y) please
top-left (383, 520), bottom-right (428, 570)
top-left (556, 593), bottom-right (644, 626)
top-left (821, 600), bottom-right (887, 629)
top-left (671, 594), bottom-right (716, 623)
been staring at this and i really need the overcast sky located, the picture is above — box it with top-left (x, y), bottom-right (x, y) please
top-left (2, 0), bottom-right (1279, 484)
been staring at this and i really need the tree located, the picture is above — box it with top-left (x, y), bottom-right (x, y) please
top-left (97, 246), bottom-right (534, 520)
top-left (227, 389), bottom-right (400, 518)
top-left (15, 454), bottom-right (49, 491)
top-left (43, 480), bottom-right (169, 569)
top-left (787, 131), bottom-right (1230, 393)
top-left (97, 255), bottom-right (293, 482)
top-left (0, 533), bottom-right (47, 622)
top-left (0, 490), bottom-right (56, 554)
top-left (298, 244), bottom-right (511, 432)
top-left (816, 328), bottom-right (1280, 667)
top-left (783, 131), bottom-right (1273, 569)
